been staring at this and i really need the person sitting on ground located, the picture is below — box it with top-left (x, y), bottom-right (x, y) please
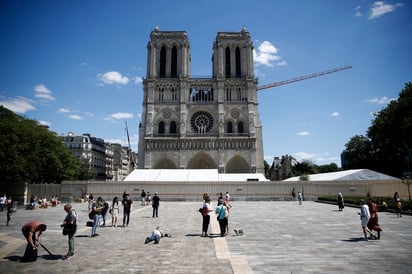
top-left (144, 227), bottom-right (171, 244)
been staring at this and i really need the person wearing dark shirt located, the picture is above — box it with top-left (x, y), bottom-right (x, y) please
top-left (122, 194), bottom-right (132, 227)
top-left (152, 192), bottom-right (160, 218)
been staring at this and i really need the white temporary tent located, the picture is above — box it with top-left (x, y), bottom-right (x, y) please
top-left (124, 169), bottom-right (269, 182)
top-left (283, 169), bottom-right (400, 181)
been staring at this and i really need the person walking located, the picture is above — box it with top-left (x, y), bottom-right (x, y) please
top-left (6, 196), bottom-right (13, 226)
top-left (91, 197), bottom-right (103, 237)
top-left (110, 197), bottom-right (119, 227)
top-left (367, 198), bottom-right (382, 240)
top-left (62, 204), bottom-right (77, 260)
top-left (201, 195), bottom-right (212, 237)
top-left (337, 192), bottom-right (344, 211)
top-left (394, 192), bottom-right (402, 217)
top-left (122, 194), bottom-right (132, 227)
top-left (359, 199), bottom-right (372, 240)
top-left (152, 192), bottom-right (160, 218)
top-left (21, 221), bottom-right (47, 262)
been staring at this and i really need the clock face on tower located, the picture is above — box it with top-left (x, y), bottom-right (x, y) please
top-left (190, 111), bottom-right (214, 133)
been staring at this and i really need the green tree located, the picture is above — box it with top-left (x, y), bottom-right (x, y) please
top-left (342, 82), bottom-right (412, 177)
top-left (367, 82), bottom-right (412, 177)
top-left (0, 106), bottom-right (80, 185)
top-left (78, 158), bottom-right (96, 180)
top-left (342, 135), bottom-right (373, 170)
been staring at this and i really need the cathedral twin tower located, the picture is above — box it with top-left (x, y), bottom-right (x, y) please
top-left (138, 27), bottom-right (264, 174)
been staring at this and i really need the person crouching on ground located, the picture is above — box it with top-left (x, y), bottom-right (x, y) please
top-left (21, 221), bottom-right (47, 261)
top-left (145, 227), bottom-right (171, 244)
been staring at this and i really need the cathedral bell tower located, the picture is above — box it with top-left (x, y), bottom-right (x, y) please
top-left (138, 26), bottom-right (264, 174)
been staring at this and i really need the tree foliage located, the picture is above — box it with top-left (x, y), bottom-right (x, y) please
top-left (342, 82), bottom-right (412, 177)
top-left (0, 106), bottom-right (80, 185)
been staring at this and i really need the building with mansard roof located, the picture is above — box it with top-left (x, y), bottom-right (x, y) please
top-left (138, 27), bottom-right (264, 174)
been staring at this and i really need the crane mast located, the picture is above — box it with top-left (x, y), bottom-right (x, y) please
top-left (257, 65), bottom-right (352, 91)
top-left (125, 121), bottom-right (135, 172)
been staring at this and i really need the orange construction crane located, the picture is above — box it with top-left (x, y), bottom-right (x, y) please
top-left (257, 65), bottom-right (352, 91)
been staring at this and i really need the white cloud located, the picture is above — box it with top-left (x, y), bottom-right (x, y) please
top-left (331, 112), bottom-right (340, 117)
top-left (253, 41), bottom-right (283, 67)
top-left (369, 1), bottom-right (403, 20)
top-left (134, 76), bottom-right (143, 84)
top-left (293, 152), bottom-right (316, 162)
top-left (354, 5), bottom-right (363, 17)
top-left (292, 152), bottom-right (339, 165)
top-left (367, 96), bottom-right (395, 105)
top-left (68, 114), bottom-right (84, 120)
top-left (296, 131), bottom-right (311, 136)
top-left (34, 84), bottom-right (55, 101)
top-left (38, 120), bottom-right (52, 127)
top-left (0, 96), bottom-right (36, 113)
top-left (98, 71), bottom-right (129, 85)
top-left (110, 112), bottom-right (134, 119)
top-left (58, 108), bottom-right (72, 113)
top-left (276, 61), bottom-right (287, 66)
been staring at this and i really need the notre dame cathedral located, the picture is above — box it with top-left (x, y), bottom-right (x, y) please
top-left (138, 26), bottom-right (264, 174)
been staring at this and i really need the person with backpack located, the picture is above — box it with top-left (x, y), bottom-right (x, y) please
top-left (62, 204), bottom-right (77, 260)
top-left (201, 195), bottom-right (212, 237)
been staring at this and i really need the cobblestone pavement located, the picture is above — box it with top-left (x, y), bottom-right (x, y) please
top-left (0, 200), bottom-right (411, 273)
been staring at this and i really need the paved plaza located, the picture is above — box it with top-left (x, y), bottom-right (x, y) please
top-left (0, 200), bottom-right (411, 273)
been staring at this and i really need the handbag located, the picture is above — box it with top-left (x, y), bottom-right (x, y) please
top-left (88, 210), bottom-right (96, 220)
top-left (62, 223), bottom-right (77, 235)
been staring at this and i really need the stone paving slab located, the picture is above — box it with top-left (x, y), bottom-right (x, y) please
top-left (0, 200), bottom-right (411, 273)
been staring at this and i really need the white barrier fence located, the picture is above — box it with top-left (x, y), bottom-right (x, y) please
top-left (19, 179), bottom-right (408, 204)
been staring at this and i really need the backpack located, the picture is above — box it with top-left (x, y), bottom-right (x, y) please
top-left (202, 206), bottom-right (208, 216)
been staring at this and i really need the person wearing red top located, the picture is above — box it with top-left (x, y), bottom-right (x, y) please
top-left (21, 221), bottom-right (47, 248)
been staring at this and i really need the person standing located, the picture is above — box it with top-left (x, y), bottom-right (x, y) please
top-left (110, 197), bottom-right (119, 227)
top-left (88, 193), bottom-right (94, 211)
top-left (337, 193), bottom-right (344, 211)
top-left (394, 192), bottom-right (402, 217)
top-left (152, 192), bottom-right (160, 218)
top-left (122, 194), bottom-right (132, 227)
top-left (6, 196), bottom-right (13, 226)
top-left (0, 194), bottom-right (6, 212)
top-left (201, 195), bottom-right (212, 237)
top-left (62, 204), bottom-right (77, 260)
top-left (91, 197), bottom-right (103, 237)
top-left (359, 199), bottom-right (372, 240)
top-left (141, 189), bottom-right (146, 205)
top-left (215, 200), bottom-right (229, 237)
top-left (101, 199), bottom-right (109, 226)
top-left (21, 221), bottom-right (47, 261)
top-left (367, 198), bottom-right (382, 240)
top-left (297, 192), bottom-right (303, 205)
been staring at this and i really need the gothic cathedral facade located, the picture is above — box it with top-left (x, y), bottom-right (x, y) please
top-left (138, 27), bottom-right (264, 174)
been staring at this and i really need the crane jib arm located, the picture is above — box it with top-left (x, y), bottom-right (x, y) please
top-left (257, 65), bottom-right (352, 91)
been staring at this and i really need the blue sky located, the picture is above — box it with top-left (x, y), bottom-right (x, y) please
top-left (1, 0), bottom-right (411, 168)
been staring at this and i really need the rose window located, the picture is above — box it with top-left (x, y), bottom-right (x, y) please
top-left (190, 111), bottom-right (214, 133)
